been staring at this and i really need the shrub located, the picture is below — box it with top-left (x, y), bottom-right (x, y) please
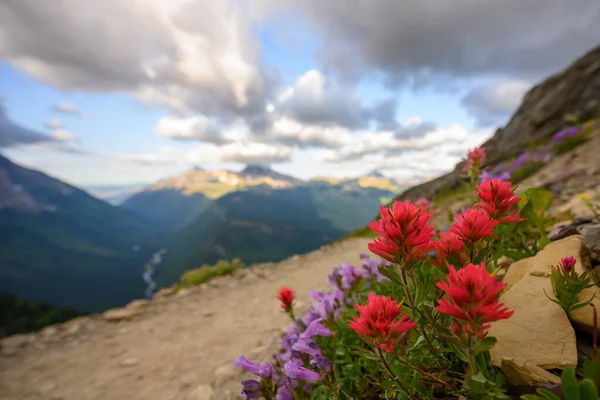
top-left (179, 258), bottom-right (244, 287)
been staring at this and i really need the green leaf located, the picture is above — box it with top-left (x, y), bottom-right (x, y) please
top-left (577, 379), bottom-right (599, 399)
top-left (519, 188), bottom-right (554, 213)
top-left (349, 346), bottom-right (380, 361)
top-left (561, 367), bottom-right (581, 400)
top-left (472, 336), bottom-right (498, 356)
top-left (534, 388), bottom-right (562, 400)
top-left (583, 353), bottom-right (600, 384)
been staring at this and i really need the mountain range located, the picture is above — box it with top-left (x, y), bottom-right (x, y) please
top-left (0, 156), bottom-right (404, 319)
top-left (0, 154), bottom-right (162, 312)
top-left (120, 164), bottom-right (404, 231)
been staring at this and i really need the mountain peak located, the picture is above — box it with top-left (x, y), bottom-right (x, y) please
top-left (366, 169), bottom-right (385, 178)
top-left (240, 164), bottom-right (273, 175)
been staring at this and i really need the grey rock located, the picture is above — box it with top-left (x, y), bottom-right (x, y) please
top-left (580, 224), bottom-right (600, 252)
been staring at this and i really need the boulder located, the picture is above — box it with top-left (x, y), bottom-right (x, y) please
top-left (503, 236), bottom-right (585, 290)
top-left (500, 358), bottom-right (561, 385)
top-left (488, 237), bottom-right (583, 374)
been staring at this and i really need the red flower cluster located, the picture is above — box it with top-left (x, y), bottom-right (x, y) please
top-left (475, 179), bottom-right (525, 223)
top-left (436, 263), bottom-right (513, 339)
top-left (558, 256), bottom-right (577, 272)
top-left (433, 232), bottom-right (467, 268)
top-left (368, 200), bottom-right (436, 265)
top-left (462, 147), bottom-right (486, 173)
top-left (450, 209), bottom-right (499, 244)
top-left (348, 293), bottom-right (417, 353)
top-left (277, 286), bottom-right (295, 312)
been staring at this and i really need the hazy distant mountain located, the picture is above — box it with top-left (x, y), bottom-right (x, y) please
top-left (0, 154), bottom-right (162, 312)
top-left (85, 184), bottom-right (146, 205)
top-left (121, 165), bottom-right (302, 230)
top-left (156, 181), bottom-right (396, 285)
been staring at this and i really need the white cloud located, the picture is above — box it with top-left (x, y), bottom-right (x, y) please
top-left (51, 129), bottom-right (77, 142)
top-left (44, 119), bottom-right (63, 129)
top-left (0, 0), bottom-right (271, 122)
top-left (262, 0), bottom-right (600, 88)
top-left (52, 102), bottom-right (81, 116)
top-left (154, 115), bottom-right (233, 145)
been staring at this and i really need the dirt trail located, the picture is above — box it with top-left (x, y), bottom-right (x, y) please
top-left (0, 238), bottom-right (371, 400)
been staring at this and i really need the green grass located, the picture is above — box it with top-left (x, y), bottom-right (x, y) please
top-left (177, 258), bottom-right (245, 287)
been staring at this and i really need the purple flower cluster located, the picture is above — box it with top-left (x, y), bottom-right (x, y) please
top-left (552, 126), bottom-right (580, 142)
top-left (233, 255), bottom-right (388, 399)
top-left (478, 124), bottom-right (584, 184)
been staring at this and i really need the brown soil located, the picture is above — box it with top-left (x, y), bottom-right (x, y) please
top-left (0, 238), bottom-right (371, 400)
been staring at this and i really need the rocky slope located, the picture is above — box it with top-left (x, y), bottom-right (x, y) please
top-left (394, 44), bottom-right (600, 204)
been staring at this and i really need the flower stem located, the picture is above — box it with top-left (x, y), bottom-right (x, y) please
top-left (397, 355), bottom-right (453, 388)
top-left (401, 269), bottom-right (443, 364)
top-left (376, 348), bottom-right (417, 400)
top-left (465, 336), bottom-right (478, 376)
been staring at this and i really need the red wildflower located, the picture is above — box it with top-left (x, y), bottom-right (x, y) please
top-left (462, 147), bottom-right (486, 173)
top-left (475, 179), bottom-right (525, 223)
top-left (277, 287), bottom-right (295, 312)
top-left (436, 263), bottom-right (513, 339)
top-left (368, 200), bottom-right (436, 265)
top-left (432, 232), bottom-right (467, 267)
top-left (415, 198), bottom-right (432, 212)
top-left (450, 209), bottom-right (499, 244)
top-left (348, 292), bottom-right (416, 353)
top-left (558, 256), bottom-right (577, 272)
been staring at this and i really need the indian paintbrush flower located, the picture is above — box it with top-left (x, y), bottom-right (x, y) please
top-left (475, 179), bottom-right (525, 223)
top-left (546, 256), bottom-right (595, 313)
top-left (433, 231), bottom-right (467, 269)
top-left (348, 292), bottom-right (416, 353)
top-left (278, 286), bottom-right (296, 320)
top-left (368, 200), bottom-right (436, 266)
top-left (463, 147), bottom-right (486, 182)
top-left (436, 263), bottom-right (513, 339)
top-left (559, 256), bottom-right (576, 272)
top-left (450, 209), bottom-right (499, 245)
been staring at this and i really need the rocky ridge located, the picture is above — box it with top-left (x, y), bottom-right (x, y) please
top-left (395, 44), bottom-right (600, 204)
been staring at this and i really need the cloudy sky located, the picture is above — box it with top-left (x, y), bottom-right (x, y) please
top-left (1, 0), bottom-right (599, 186)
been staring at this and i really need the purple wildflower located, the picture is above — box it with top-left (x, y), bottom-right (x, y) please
top-left (283, 362), bottom-right (322, 382)
top-left (326, 268), bottom-right (342, 287)
top-left (312, 298), bottom-right (334, 320)
top-left (301, 318), bottom-right (332, 338)
top-left (240, 380), bottom-right (261, 399)
top-left (338, 262), bottom-right (362, 289)
top-left (310, 353), bottom-right (333, 373)
top-left (497, 172), bottom-right (511, 181)
top-left (308, 290), bottom-right (326, 301)
top-left (275, 385), bottom-right (294, 400)
top-left (233, 355), bottom-right (272, 378)
top-left (292, 338), bottom-right (321, 356)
